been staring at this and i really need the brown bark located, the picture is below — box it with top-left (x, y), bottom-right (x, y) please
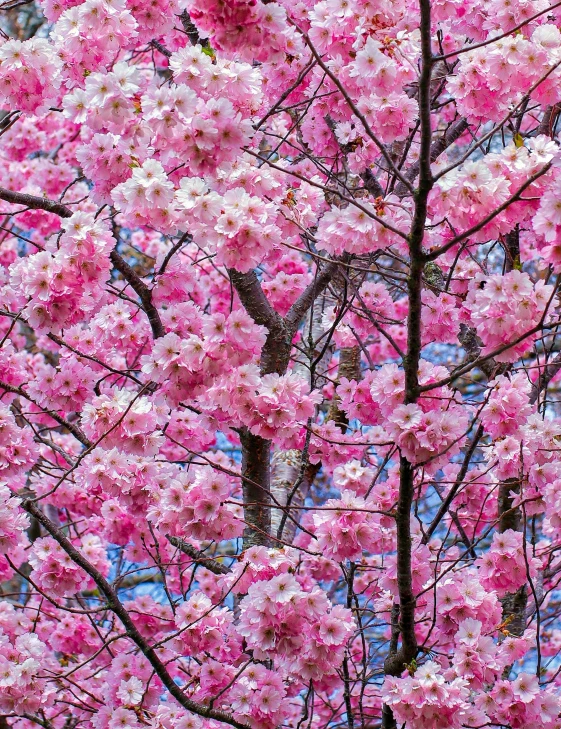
top-left (229, 264), bottom-right (337, 550)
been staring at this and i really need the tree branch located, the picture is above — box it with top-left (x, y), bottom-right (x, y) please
top-left (0, 185), bottom-right (164, 340)
top-left (239, 427), bottom-right (271, 549)
top-left (285, 260), bottom-right (338, 333)
top-left (22, 500), bottom-right (250, 729)
top-left (383, 0), bottom-right (433, 700)
top-left (530, 351), bottom-right (561, 405)
top-left (425, 162), bottom-right (552, 261)
top-left (178, 10), bottom-right (209, 46)
top-left (228, 268), bottom-right (283, 333)
top-left (394, 118), bottom-right (468, 197)
top-left (0, 186), bottom-right (72, 218)
top-left (110, 250), bottom-right (165, 339)
top-left (0, 380), bottom-right (92, 447)
top-left (228, 268), bottom-right (290, 376)
top-left (166, 535), bottom-right (231, 575)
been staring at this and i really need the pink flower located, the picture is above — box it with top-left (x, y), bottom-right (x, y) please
top-left (512, 673), bottom-right (540, 703)
top-left (116, 677), bottom-right (144, 706)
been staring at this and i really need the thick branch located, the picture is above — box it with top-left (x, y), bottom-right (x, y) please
top-left (384, 0), bottom-right (433, 695)
top-left (326, 345), bottom-right (361, 429)
top-left (500, 585), bottom-right (528, 638)
top-left (423, 424), bottom-right (484, 543)
top-left (384, 456), bottom-right (418, 677)
top-left (239, 428), bottom-right (271, 549)
top-left (150, 39), bottom-right (172, 58)
top-left (110, 250), bottom-right (165, 339)
top-left (179, 10), bottom-right (209, 46)
top-left (230, 262), bottom-right (340, 550)
top-left (0, 187), bottom-right (72, 218)
top-left (498, 478), bottom-right (522, 533)
top-left (228, 269), bottom-right (283, 332)
top-left (166, 535), bottom-right (231, 575)
top-left (271, 288), bottom-right (337, 543)
top-left (458, 324), bottom-right (500, 380)
top-left (428, 117), bottom-right (469, 159)
top-left (285, 260), bottom-right (338, 333)
top-left (537, 103), bottom-right (561, 137)
top-left (230, 262), bottom-right (338, 376)
top-left (228, 269), bottom-right (290, 376)
top-left (360, 168), bottom-right (385, 198)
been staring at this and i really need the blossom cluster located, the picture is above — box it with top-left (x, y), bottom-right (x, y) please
top-left (0, 39), bottom-right (63, 113)
top-left (464, 270), bottom-right (554, 362)
top-left (29, 534), bottom-right (109, 597)
top-left (185, 0), bottom-right (289, 61)
top-left (475, 529), bottom-right (541, 597)
top-left (8, 212), bottom-right (114, 333)
top-left (238, 572), bottom-right (355, 681)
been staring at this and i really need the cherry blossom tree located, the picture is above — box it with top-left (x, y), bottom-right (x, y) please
top-left (2, 0), bottom-right (561, 728)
